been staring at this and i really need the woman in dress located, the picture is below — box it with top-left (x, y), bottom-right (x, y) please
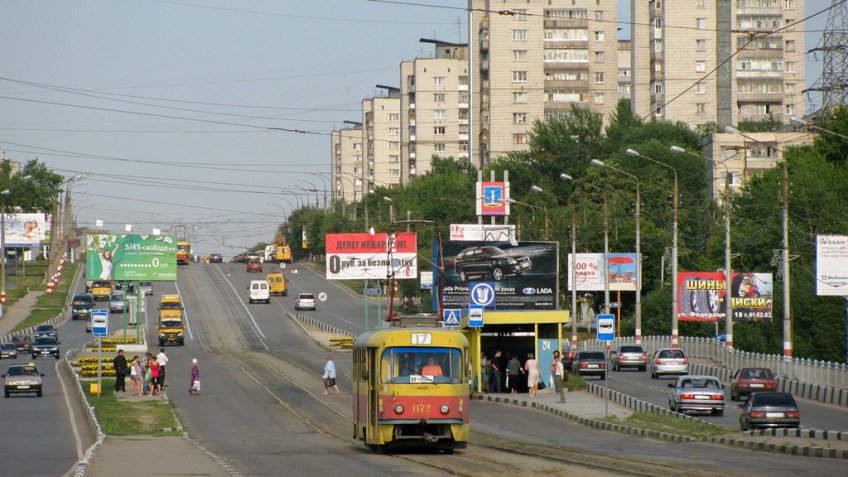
top-left (524, 352), bottom-right (541, 399)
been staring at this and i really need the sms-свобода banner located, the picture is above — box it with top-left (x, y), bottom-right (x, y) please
top-left (86, 234), bottom-right (177, 281)
top-left (677, 271), bottom-right (773, 322)
top-left (325, 232), bottom-right (417, 280)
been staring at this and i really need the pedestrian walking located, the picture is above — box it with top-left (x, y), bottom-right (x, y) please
top-left (150, 358), bottom-right (161, 396)
top-left (524, 352), bottom-right (541, 399)
top-left (506, 354), bottom-right (522, 394)
top-left (189, 358), bottom-right (200, 395)
top-left (480, 352), bottom-right (491, 393)
top-left (549, 350), bottom-right (561, 392)
top-left (156, 348), bottom-right (169, 387)
top-left (113, 349), bottom-right (128, 392)
top-left (491, 350), bottom-right (505, 393)
top-left (322, 355), bottom-right (340, 395)
top-left (129, 356), bottom-right (142, 396)
top-left (141, 352), bottom-right (152, 395)
top-left (555, 354), bottom-right (568, 403)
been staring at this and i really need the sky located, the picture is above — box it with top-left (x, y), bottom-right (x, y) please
top-left (0, 1), bottom-right (831, 257)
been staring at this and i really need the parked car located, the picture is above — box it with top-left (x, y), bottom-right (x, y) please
top-left (109, 290), bottom-right (126, 313)
top-left (649, 348), bottom-right (689, 379)
top-left (208, 253), bottom-right (223, 263)
top-left (34, 324), bottom-right (58, 341)
top-left (32, 336), bottom-right (60, 359)
top-left (0, 343), bottom-right (18, 359)
top-left (572, 350), bottom-right (607, 379)
top-left (3, 363), bottom-right (45, 398)
top-left (295, 292), bottom-right (316, 311)
top-left (454, 246), bottom-right (531, 282)
top-left (11, 336), bottom-right (32, 353)
top-left (246, 259), bottom-right (263, 273)
top-left (739, 392), bottom-right (800, 431)
top-left (668, 375), bottom-right (725, 416)
top-left (610, 345), bottom-right (648, 372)
top-left (730, 368), bottom-right (778, 401)
top-left (71, 293), bottom-right (95, 320)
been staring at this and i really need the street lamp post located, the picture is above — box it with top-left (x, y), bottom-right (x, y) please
top-left (307, 172), bottom-right (330, 211)
top-left (671, 145), bottom-right (734, 347)
top-left (590, 159), bottom-right (641, 344)
top-left (625, 148), bottom-right (679, 347)
top-left (558, 174), bottom-right (582, 349)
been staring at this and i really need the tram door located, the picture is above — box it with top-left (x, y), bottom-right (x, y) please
top-left (368, 347), bottom-right (379, 442)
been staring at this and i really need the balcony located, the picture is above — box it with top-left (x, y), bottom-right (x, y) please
top-left (409, 103), bottom-right (415, 110)
top-left (458, 133), bottom-right (469, 141)
top-left (544, 19), bottom-right (588, 29)
top-left (409, 135), bottom-right (416, 142)
top-left (458, 102), bottom-right (469, 109)
top-left (481, 59), bottom-right (489, 71)
top-left (737, 91), bottom-right (784, 102)
top-left (458, 84), bottom-right (468, 91)
top-left (481, 39), bottom-right (489, 51)
top-left (459, 118), bottom-right (469, 125)
top-left (409, 119), bottom-right (415, 126)
top-left (409, 152), bottom-right (416, 159)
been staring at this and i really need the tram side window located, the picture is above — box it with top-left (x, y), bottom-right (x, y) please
top-left (380, 347), bottom-right (462, 384)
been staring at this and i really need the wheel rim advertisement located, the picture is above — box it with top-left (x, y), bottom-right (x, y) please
top-left (677, 271), bottom-right (773, 322)
top-left (86, 234), bottom-right (178, 281)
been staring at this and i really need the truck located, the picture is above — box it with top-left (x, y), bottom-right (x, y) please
top-left (264, 245), bottom-right (276, 263)
top-left (177, 241), bottom-right (191, 265)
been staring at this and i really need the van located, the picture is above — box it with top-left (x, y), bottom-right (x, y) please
top-left (90, 280), bottom-right (114, 301)
top-left (157, 294), bottom-right (185, 346)
top-left (248, 280), bottom-right (271, 304)
top-left (265, 273), bottom-right (287, 296)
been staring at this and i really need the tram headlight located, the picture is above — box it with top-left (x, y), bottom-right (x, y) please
top-left (394, 404), bottom-right (404, 414)
top-left (440, 404), bottom-right (450, 414)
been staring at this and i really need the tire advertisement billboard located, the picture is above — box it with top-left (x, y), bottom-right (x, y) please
top-left (677, 271), bottom-right (773, 322)
top-left (325, 232), bottom-right (417, 280)
top-left (86, 234), bottom-right (178, 281)
top-left (437, 241), bottom-right (558, 310)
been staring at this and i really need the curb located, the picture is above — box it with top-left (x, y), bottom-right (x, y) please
top-left (286, 312), bottom-right (353, 352)
top-left (585, 382), bottom-right (722, 428)
top-left (709, 435), bottom-right (848, 459)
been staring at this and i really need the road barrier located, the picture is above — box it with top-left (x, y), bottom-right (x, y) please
top-left (584, 382), bottom-right (722, 428)
top-left (65, 347), bottom-right (106, 477)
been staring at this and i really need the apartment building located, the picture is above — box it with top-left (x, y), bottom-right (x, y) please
top-left (632, 0), bottom-right (805, 127)
top-left (400, 39), bottom-right (470, 183)
top-left (618, 39), bottom-right (632, 101)
top-left (470, 0), bottom-right (620, 164)
top-left (362, 87), bottom-right (402, 193)
top-left (331, 124), bottom-right (363, 204)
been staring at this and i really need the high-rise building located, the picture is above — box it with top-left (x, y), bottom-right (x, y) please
top-left (618, 40), bottom-right (632, 101)
top-left (331, 124), bottom-right (363, 204)
top-left (632, 0), bottom-right (805, 126)
top-left (470, 0), bottom-right (620, 164)
top-left (400, 39), bottom-right (470, 183)
top-left (362, 87), bottom-right (402, 193)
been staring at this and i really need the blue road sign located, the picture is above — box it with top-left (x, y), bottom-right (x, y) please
top-left (443, 308), bottom-right (461, 327)
top-left (92, 309), bottom-right (109, 338)
top-left (469, 282), bottom-right (496, 307)
top-left (468, 305), bottom-right (484, 327)
top-left (596, 314), bottom-right (615, 341)
top-left (365, 288), bottom-right (382, 296)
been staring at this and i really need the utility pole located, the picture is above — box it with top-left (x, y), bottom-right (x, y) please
top-left (782, 159), bottom-right (792, 358)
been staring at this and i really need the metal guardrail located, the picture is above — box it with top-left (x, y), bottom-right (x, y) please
top-left (579, 335), bottom-right (848, 391)
top-left (291, 313), bottom-right (354, 338)
top-left (65, 347), bottom-right (106, 477)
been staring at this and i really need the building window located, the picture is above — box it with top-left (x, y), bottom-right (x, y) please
top-left (512, 29), bottom-right (528, 41)
top-left (594, 31), bottom-right (604, 42)
top-left (389, 155), bottom-right (399, 163)
top-left (594, 10), bottom-right (604, 21)
top-left (459, 92), bottom-right (469, 103)
top-left (785, 83), bottom-right (795, 94)
top-left (433, 93), bottom-right (445, 102)
top-left (594, 93), bottom-right (605, 104)
top-left (695, 61), bottom-right (706, 73)
top-left (353, 143), bottom-right (362, 150)
top-left (594, 72), bottom-right (605, 83)
top-left (594, 51), bottom-right (605, 62)
top-left (696, 0), bottom-right (705, 8)
top-left (618, 68), bottom-right (630, 78)
top-left (433, 110), bottom-right (446, 120)
top-left (785, 40), bottom-right (795, 52)
top-left (354, 155), bottom-right (362, 163)
top-left (654, 82), bottom-right (663, 94)
top-left (696, 82), bottom-right (706, 94)
top-left (513, 91), bottom-right (528, 103)
top-left (389, 141), bottom-right (400, 149)
top-left (434, 143), bottom-right (446, 152)
top-left (786, 62), bottom-right (795, 73)
top-left (434, 126), bottom-right (446, 135)
top-left (459, 76), bottom-right (468, 86)
top-left (696, 18), bottom-right (706, 30)
top-left (513, 8), bottom-right (527, 21)
top-left (544, 49), bottom-right (589, 62)
top-left (513, 133), bottom-right (527, 145)
top-left (785, 104), bottom-right (796, 115)
top-left (389, 113), bottom-right (399, 121)
top-left (513, 71), bottom-right (528, 82)
top-left (513, 112), bottom-right (528, 124)
top-left (388, 127), bottom-right (399, 136)
top-left (389, 169), bottom-right (400, 178)
top-left (513, 50), bottom-right (527, 61)
top-left (696, 39), bottom-right (706, 51)
top-left (433, 76), bottom-right (445, 86)
top-left (784, 0), bottom-right (795, 9)
top-left (697, 103), bottom-right (706, 114)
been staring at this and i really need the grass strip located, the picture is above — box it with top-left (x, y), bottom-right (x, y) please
top-left (87, 378), bottom-right (181, 435)
top-left (13, 261), bottom-right (79, 332)
top-left (601, 412), bottom-right (732, 441)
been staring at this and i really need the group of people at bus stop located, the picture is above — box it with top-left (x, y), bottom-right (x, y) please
top-left (479, 350), bottom-right (567, 402)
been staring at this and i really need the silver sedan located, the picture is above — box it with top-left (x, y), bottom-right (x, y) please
top-left (668, 375), bottom-right (725, 416)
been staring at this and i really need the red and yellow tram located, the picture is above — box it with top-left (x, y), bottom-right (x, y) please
top-left (353, 325), bottom-right (470, 453)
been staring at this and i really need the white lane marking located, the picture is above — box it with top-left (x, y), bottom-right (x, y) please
top-left (55, 360), bottom-right (83, 459)
top-left (174, 281), bottom-right (195, 341)
top-left (213, 265), bottom-right (269, 350)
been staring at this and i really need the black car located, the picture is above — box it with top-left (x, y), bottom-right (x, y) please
top-left (208, 253), bottom-right (223, 263)
top-left (572, 350), bottom-right (607, 379)
top-left (739, 392), bottom-right (800, 431)
top-left (34, 324), bottom-right (58, 341)
top-left (115, 281), bottom-right (135, 294)
top-left (71, 293), bottom-right (95, 320)
top-left (32, 336), bottom-right (60, 359)
top-left (454, 246), bottom-right (531, 282)
top-left (11, 336), bottom-right (32, 353)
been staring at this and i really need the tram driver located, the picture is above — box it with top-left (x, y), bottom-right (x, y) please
top-left (421, 356), bottom-right (444, 377)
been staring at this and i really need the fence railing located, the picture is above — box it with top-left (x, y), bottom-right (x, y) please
top-left (578, 335), bottom-right (848, 391)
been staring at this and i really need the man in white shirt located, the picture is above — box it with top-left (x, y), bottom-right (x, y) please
top-left (157, 348), bottom-right (169, 387)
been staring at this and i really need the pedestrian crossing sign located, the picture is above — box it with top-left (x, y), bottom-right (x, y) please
top-left (443, 308), bottom-right (461, 327)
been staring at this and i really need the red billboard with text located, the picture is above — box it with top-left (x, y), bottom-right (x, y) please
top-left (325, 232), bottom-right (417, 280)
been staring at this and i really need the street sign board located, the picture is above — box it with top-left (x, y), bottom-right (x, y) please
top-left (469, 282), bottom-right (496, 307)
top-left (468, 305), bottom-right (484, 327)
top-left (596, 314), bottom-right (615, 341)
top-left (442, 308), bottom-right (461, 327)
top-left (365, 288), bottom-right (382, 296)
top-left (610, 302), bottom-right (621, 308)
top-left (92, 309), bottom-right (109, 338)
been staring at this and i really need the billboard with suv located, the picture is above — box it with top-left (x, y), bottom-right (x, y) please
top-left (438, 241), bottom-right (558, 310)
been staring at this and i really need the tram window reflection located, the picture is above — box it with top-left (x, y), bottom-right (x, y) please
top-left (381, 347), bottom-right (463, 384)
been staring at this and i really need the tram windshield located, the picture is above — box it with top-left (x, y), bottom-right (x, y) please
top-left (381, 347), bottom-right (463, 384)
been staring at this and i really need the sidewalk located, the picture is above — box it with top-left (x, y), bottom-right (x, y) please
top-left (475, 386), bottom-right (633, 420)
top-left (0, 290), bottom-right (44, 336)
top-left (87, 435), bottom-right (234, 477)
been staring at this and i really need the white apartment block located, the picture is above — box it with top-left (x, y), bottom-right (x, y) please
top-left (400, 39), bottom-right (470, 183)
top-left (632, 0), bottom-right (805, 127)
top-left (470, 0), bottom-right (620, 164)
top-left (618, 40), bottom-right (632, 101)
top-left (331, 125), bottom-right (363, 204)
top-left (362, 88), bottom-right (402, 193)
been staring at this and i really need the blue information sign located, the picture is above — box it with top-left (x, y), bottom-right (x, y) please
top-left (469, 282), bottom-right (496, 307)
top-left (443, 309), bottom-right (461, 327)
top-left (92, 309), bottom-right (109, 338)
top-left (468, 305), bottom-right (484, 327)
top-left (596, 314), bottom-right (615, 341)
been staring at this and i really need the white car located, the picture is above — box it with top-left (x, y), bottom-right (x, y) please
top-left (248, 280), bottom-right (271, 304)
top-left (294, 293), bottom-right (316, 311)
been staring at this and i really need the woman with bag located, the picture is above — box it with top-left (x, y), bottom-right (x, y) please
top-left (189, 358), bottom-right (200, 395)
top-left (524, 352), bottom-right (541, 399)
top-left (322, 355), bottom-right (340, 395)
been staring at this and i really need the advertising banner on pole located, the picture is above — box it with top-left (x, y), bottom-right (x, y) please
top-left (475, 181), bottom-right (510, 216)
top-left (816, 235), bottom-right (848, 296)
top-left (567, 253), bottom-right (638, 291)
top-left (449, 223), bottom-right (516, 242)
top-left (325, 232), bottom-right (417, 280)
top-left (676, 271), bottom-right (773, 322)
top-left (86, 234), bottom-right (178, 281)
top-left (438, 240), bottom-right (558, 310)
top-left (2, 213), bottom-right (48, 246)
